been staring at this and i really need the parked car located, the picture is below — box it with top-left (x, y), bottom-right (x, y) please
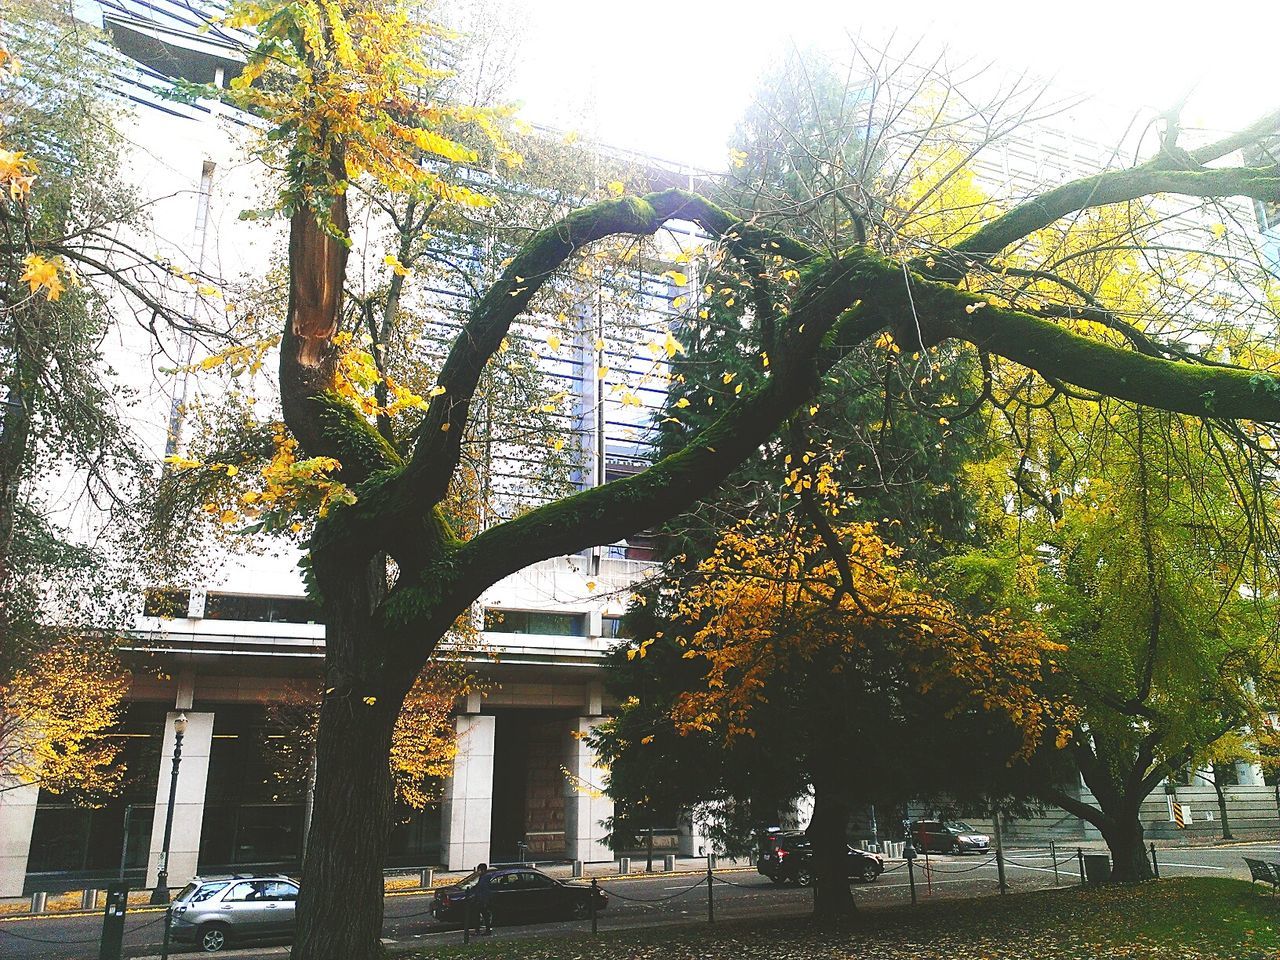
top-left (168, 874), bottom-right (299, 952)
top-left (909, 819), bottom-right (990, 854)
top-left (431, 866), bottom-right (608, 926)
top-left (756, 830), bottom-right (885, 886)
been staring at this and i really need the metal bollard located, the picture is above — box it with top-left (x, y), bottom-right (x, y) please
top-left (30, 891), bottom-right (47, 914)
top-left (1149, 842), bottom-right (1160, 879)
top-left (82, 888), bottom-right (98, 910)
top-left (419, 867), bottom-right (433, 889)
top-left (589, 878), bottom-right (599, 934)
top-left (1051, 840), bottom-right (1059, 885)
top-left (572, 860), bottom-right (583, 878)
top-left (1077, 847), bottom-right (1085, 887)
top-left (907, 856), bottom-right (917, 906)
top-left (618, 857), bottom-right (631, 875)
top-left (663, 854), bottom-right (676, 872)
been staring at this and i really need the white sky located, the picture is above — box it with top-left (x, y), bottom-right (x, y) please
top-left (505, 0), bottom-right (1278, 170)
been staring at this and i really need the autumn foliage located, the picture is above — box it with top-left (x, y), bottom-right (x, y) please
top-left (669, 519), bottom-right (1076, 761)
top-left (0, 646), bottom-right (127, 797)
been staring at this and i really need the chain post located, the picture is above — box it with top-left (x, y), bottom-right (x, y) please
top-left (1051, 840), bottom-right (1059, 885)
top-left (1077, 847), bottom-right (1085, 887)
top-left (992, 805), bottom-right (1007, 895)
top-left (1149, 842), bottom-right (1160, 879)
top-left (590, 878), bottom-right (599, 934)
top-left (706, 857), bottom-right (714, 923)
top-left (907, 854), bottom-right (917, 906)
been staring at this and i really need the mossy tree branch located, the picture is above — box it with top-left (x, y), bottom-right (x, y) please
top-left (395, 188), bottom-right (817, 511)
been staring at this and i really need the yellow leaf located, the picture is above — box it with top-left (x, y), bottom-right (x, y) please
top-left (429, 385), bottom-right (446, 397)
top-left (675, 397), bottom-right (690, 408)
top-left (547, 334), bottom-right (562, 352)
top-left (606, 181), bottom-right (625, 197)
top-left (20, 254), bottom-right (64, 301)
top-left (662, 270), bottom-right (688, 286)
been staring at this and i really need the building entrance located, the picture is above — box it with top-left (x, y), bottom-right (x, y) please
top-left (489, 711), bottom-right (572, 862)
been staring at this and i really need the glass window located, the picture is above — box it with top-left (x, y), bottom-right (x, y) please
top-left (203, 593), bottom-right (321, 624)
top-left (262, 881), bottom-right (298, 901)
top-left (483, 609), bottom-right (586, 636)
top-left (602, 616), bottom-right (630, 639)
top-left (225, 882), bottom-right (259, 902)
top-left (520, 872), bottom-right (555, 888)
top-left (192, 882), bottom-right (229, 903)
top-left (143, 588), bottom-right (188, 618)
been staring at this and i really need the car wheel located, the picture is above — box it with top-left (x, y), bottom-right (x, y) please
top-left (949, 842), bottom-right (962, 855)
top-left (199, 924), bottom-right (229, 953)
top-left (858, 864), bottom-right (878, 883)
top-left (571, 898), bottom-right (590, 920)
top-left (794, 866), bottom-right (813, 887)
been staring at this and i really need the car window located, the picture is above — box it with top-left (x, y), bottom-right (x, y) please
top-left (944, 821), bottom-right (974, 832)
top-left (262, 881), bottom-right (298, 901)
top-left (520, 872), bottom-right (556, 888)
top-left (225, 881), bottom-right (268, 902)
top-left (192, 882), bottom-right (229, 903)
top-left (490, 873), bottom-right (522, 889)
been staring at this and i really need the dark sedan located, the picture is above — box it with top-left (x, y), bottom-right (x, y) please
top-left (431, 867), bottom-right (608, 926)
top-left (757, 830), bottom-right (885, 885)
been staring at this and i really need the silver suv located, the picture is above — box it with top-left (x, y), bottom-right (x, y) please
top-left (169, 874), bottom-right (299, 952)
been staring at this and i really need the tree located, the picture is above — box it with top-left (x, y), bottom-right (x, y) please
top-left (598, 513), bottom-right (1070, 917)
top-left (144, 8), bottom-right (1280, 950)
top-left (951, 404), bottom-right (1280, 881)
top-left (0, 645), bottom-right (127, 796)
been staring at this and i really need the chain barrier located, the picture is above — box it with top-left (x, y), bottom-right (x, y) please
top-left (0, 910), bottom-right (166, 945)
top-left (1002, 854), bottom-right (1077, 870)
top-left (918, 856), bottom-right (998, 875)
top-left (880, 860), bottom-right (910, 873)
top-left (593, 876), bottom-right (707, 903)
top-left (709, 872), bottom-right (764, 889)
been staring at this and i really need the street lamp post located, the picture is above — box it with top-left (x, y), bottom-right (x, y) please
top-left (150, 714), bottom-right (188, 905)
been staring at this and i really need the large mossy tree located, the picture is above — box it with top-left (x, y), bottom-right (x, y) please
top-left (158, 4), bottom-right (1280, 954)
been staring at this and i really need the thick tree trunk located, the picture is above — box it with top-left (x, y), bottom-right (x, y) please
top-left (291, 550), bottom-right (410, 960)
top-left (808, 776), bottom-right (854, 919)
top-left (292, 692), bottom-right (398, 960)
top-left (1101, 814), bottom-right (1153, 883)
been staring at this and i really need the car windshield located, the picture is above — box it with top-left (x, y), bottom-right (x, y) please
top-left (944, 821), bottom-right (975, 833)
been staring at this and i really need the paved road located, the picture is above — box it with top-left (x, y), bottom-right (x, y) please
top-left (0, 843), bottom-right (1270, 960)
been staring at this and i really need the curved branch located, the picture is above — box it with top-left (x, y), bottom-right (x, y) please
top-left (395, 189), bottom-right (818, 509)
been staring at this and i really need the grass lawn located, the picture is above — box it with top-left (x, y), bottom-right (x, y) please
top-left (398, 877), bottom-right (1279, 959)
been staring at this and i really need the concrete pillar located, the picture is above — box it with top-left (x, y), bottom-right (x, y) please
top-left (1237, 760), bottom-right (1266, 787)
top-left (145, 712), bottom-right (214, 889)
top-left (564, 717), bottom-right (612, 863)
top-left (678, 807), bottom-right (711, 857)
top-left (441, 713), bottom-right (495, 871)
top-left (0, 779), bottom-right (40, 896)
